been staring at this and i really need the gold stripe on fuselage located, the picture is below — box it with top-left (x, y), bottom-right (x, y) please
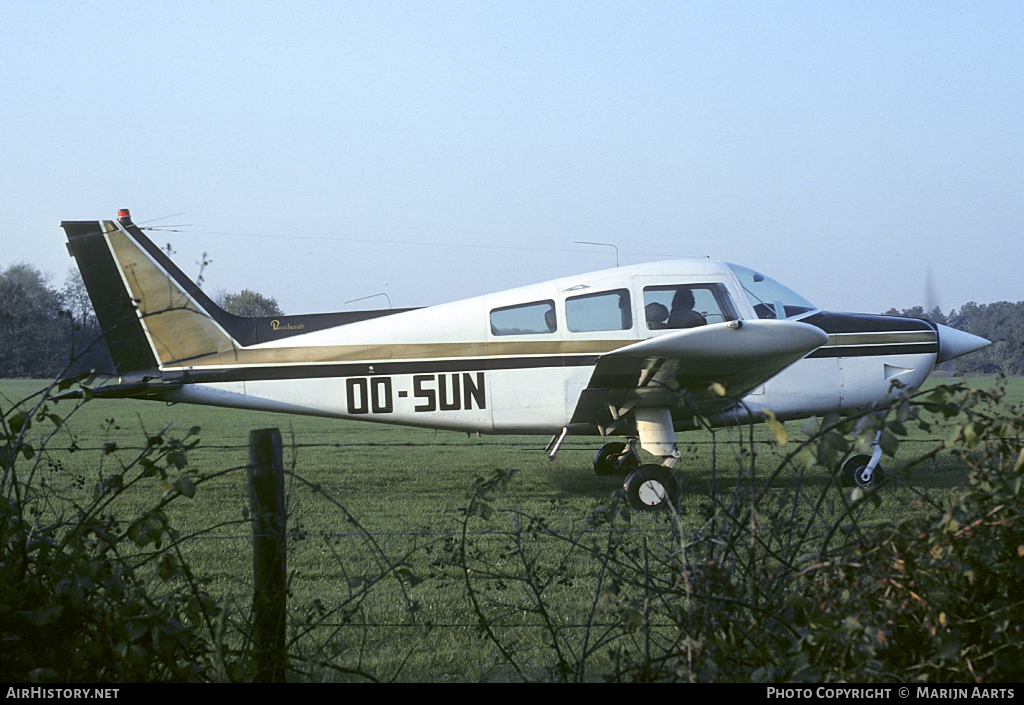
top-left (828, 331), bottom-right (936, 347)
top-left (161, 339), bottom-right (638, 370)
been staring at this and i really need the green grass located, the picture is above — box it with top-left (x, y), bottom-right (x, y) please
top-left (3, 375), bottom-right (1020, 681)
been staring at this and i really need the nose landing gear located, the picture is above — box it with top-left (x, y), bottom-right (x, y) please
top-left (840, 454), bottom-right (886, 489)
top-left (839, 429), bottom-right (886, 489)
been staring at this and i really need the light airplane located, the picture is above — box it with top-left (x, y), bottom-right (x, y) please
top-left (61, 210), bottom-right (990, 510)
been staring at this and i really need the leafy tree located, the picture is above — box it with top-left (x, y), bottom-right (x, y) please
top-left (947, 301), bottom-right (1024, 376)
top-left (0, 264), bottom-right (290, 379)
top-left (0, 263), bottom-right (69, 377)
top-left (60, 268), bottom-right (115, 375)
top-left (881, 305), bottom-right (948, 326)
top-left (216, 289), bottom-right (284, 317)
top-left (61, 269), bottom-right (96, 330)
top-left (883, 300), bottom-right (1024, 376)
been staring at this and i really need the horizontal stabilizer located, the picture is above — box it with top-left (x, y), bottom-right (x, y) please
top-left (52, 380), bottom-right (181, 403)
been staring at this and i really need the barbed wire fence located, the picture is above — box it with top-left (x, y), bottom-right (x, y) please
top-left (11, 377), bottom-right (985, 682)
top-left (108, 419), bottom-right (957, 682)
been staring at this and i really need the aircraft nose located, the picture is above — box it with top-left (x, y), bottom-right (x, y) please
top-left (935, 324), bottom-right (991, 363)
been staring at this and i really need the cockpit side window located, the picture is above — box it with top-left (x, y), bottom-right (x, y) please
top-left (490, 300), bottom-right (557, 335)
top-left (643, 284), bottom-right (738, 329)
top-left (566, 288), bottom-right (632, 332)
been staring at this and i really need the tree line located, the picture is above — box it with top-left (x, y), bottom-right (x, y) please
top-left (0, 263), bottom-right (281, 379)
top-left (882, 303), bottom-right (1024, 376)
top-left (0, 261), bottom-right (1019, 378)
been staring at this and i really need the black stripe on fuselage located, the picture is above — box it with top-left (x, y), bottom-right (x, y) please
top-left (801, 312), bottom-right (938, 358)
top-left (159, 353), bottom-right (602, 385)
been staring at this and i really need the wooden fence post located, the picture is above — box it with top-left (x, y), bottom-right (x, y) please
top-left (248, 428), bottom-right (287, 682)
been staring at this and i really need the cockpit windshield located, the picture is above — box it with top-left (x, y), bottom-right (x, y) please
top-left (727, 263), bottom-right (817, 320)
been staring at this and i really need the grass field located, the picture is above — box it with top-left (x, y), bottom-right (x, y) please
top-left (3, 375), bottom-right (1019, 681)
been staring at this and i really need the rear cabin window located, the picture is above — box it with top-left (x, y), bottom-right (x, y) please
top-left (490, 300), bottom-right (557, 335)
top-left (565, 288), bottom-right (632, 332)
top-left (643, 284), bottom-right (738, 330)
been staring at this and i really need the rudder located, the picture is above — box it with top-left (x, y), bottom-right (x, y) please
top-left (63, 210), bottom-right (239, 373)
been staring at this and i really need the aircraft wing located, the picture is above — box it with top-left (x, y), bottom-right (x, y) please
top-left (570, 319), bottom-right (829, 427)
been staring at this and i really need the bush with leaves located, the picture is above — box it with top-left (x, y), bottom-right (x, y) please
top-left (459, 379), bottom-right (1023, 682)
top-left (777, 382), bottom-right (1024, 682)
top-left (1, 375), bottom-right (423, 683)
top-left (0, 375), bottom-right (226, 682)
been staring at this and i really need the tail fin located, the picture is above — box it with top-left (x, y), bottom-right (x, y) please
top-left (62, 210), bottom-right (240, 373)
top-left (64, 209), bottom-right (422, 375)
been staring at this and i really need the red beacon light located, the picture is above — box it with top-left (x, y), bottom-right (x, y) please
top-left (117, 208), bottom-right (131, 219)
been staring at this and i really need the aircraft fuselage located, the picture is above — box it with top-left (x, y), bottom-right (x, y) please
top-left (156, 262), bottom-right (955, 434)
top-left (62, 214), bottom-right (989, 450)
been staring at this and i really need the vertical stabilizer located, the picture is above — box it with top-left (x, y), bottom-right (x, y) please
top-left (63, 211), bottom-right (239, 372)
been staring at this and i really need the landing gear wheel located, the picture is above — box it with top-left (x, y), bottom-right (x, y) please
top-left (840, 454), bottom-right (885, 489)
top-left (623, 465), bottom-right (679, 511)
top-left (593, 442), bottom-right (640, 476)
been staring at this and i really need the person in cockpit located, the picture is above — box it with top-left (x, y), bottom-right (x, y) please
top-left (645, 302), bottom-right (669, 329)
top-left (667, 288), bottom-right (707, 329)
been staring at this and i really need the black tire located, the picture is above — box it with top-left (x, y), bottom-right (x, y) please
top-left (840, 454), bottom-right (886, 489)
top-left (623, 465), bottom-right (679, 511)
top-left (594, 442), bottom-right (640, 476)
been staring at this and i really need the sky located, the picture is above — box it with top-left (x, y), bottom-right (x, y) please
top-left (2, 0), bottom-right (1021, 317)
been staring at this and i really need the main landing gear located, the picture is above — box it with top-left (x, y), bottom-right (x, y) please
top-left (593, 441), bottom-right (640, 476)
top-left (592, 443), bottom-right (680, 511)
top-left (593, 442), bottom-right (679, 510)
top-left (623, 465), bottom-right (679, 511)
top-left (592, 408), bottom-right (682, 512)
